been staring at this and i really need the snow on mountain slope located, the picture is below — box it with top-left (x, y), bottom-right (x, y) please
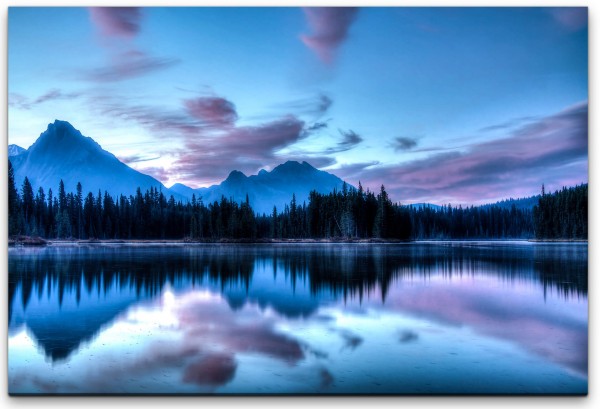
top-left (192, 161), bottom-right (351, 214)
top-left (10, 120), bottom-right (182, 200)
top-left (8, 144), bottom-right (25, 157)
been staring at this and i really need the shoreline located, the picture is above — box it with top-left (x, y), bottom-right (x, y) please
top-left (8, 236), bottom-right (587, 246)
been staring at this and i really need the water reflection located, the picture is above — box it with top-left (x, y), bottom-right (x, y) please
top-left (8, 243), bottom-right (587, 394)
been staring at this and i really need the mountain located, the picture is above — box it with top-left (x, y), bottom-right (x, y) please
top-left (408, 196), bottom-right (540, 212)
top-left (8, 144), bottom-right (25, 157)
top-left (9, 120), bottom-right (183, 200)
top-left (481, 195), bottom-right (541, 210)
top-left (407, 203), bottom-right (442, 210)
top-left (176, 161), bottom-right (351, 214)
top-left (10, 120), bottom-right (350, 211)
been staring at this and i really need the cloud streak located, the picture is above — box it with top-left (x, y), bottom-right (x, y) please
top-left (84, 51), bottom-right (179, 82)
top-left (336, 102), bottom-right (588, 204)
top-left (393, 136), bottom-right (418, 151)
top-left (184, 96), bottom-right (238, 127)
top-left (301, 7), bottom-right (359, 64)
top-left (9, 89), bottom-right (82, 110)
top-left (175, 115), bottom-right (306, 185)
top-left (337, 129), bottom-right (363, 150)
top-left (274, 93), bottom-right (333, 119)
top-left (86, 8), bottom-right (177, 82)
top-left (118, 154), bottom-right (161, 164)
top-left (89, 7), bottom-right (142, 38)
top-left (91, 87), bottom-right (312, 186)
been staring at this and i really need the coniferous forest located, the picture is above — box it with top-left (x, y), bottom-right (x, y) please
top-left (8, 160), bottom-right (587, 241)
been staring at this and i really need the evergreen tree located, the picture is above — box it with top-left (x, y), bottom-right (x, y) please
top-left (76, 182), bottom-right (83, 238)
top-left (47, 189), bottom-right (55, 238)
top-left (8, 160), bottom-right (20, 236)
top-left (21, 177), bottom-right (35, 235)
top-left (58, 179), bottom-right (67, 213)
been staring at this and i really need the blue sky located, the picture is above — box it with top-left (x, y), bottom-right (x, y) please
top-left (8, 7), bottom-right (588, 204)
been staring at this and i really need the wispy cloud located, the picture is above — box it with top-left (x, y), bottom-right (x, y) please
top-left (315, 129), bottom-right (363, 154)
top-left (393, 136), bottom-right (418, 151)
top-left (92, 88), bottom-right (313, 185)
top-left (317, 94), bottom-right (333, 114)
top-left (478, 116), bottom-right (538, 133)
top-left (86, 8), bottom-right (177, 82)
top-left (285, 127), bottom-right (362, 164)
top-left (301, 7), bottom-right (359, 64)
top-left (337, 129), bottom-right (363, 150)
top-left (184, 96), bottom-right (238, 127)
top-left (335, 102), bottom-right (588, 204)
top-left (118, 154), bottom-right (161, 164)
top-left (175, 115), bottom-right (306, 185)
top-left (274, 93), bottom-right (333, 119)
top-left (306, 121), bottom-right (329, 132)
top-left (91, 95), bottom-right (202, 137)
top-left (89, 7), bottom-right (142, 38)
top-left (84, 51), bottom-right (179, 82)
top-left (9, 89), bottom-right (81, 110)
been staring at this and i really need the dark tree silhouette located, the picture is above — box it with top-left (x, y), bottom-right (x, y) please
top-left (6, 169), bottom-right (587, 242)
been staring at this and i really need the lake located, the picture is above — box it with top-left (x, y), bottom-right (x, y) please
top-left (8, 242), bottom-right (588, 395)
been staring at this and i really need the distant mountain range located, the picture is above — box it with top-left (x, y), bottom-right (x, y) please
top-left (409, 196), bottom-right (541, 211)
top-left (480, 195), bottom-right (541, 211)
top-left (9, 120), bottom-right (349, 214)
top-left (8, 120), bottom-right (544, 213)
top-left (407, 203), bottom-right (443, 210)
top-left (171, 161), bottom-right (348, 214)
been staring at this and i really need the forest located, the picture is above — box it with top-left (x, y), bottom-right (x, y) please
top-left (8, 160), bottom-right (588, 241)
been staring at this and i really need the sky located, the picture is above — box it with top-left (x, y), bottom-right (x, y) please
top-left (7, 7), bottom-right (588, 205)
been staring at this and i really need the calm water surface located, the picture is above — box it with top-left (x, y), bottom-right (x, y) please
top-left (8, 242), bottom-right (587, 394)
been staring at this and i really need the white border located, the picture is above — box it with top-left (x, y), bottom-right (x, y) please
top-left (1, 1), bottom-right (595, 408)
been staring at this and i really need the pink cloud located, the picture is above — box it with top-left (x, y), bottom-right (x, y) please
top-left (336, 102), bottom-right (588, 204)
top-left (174, 115), bottom-right (306, 185)
top-left (184, 97), bottom-right (238, 127)
top-left (301, 7), bottom-right (359, 64)
top-left (89, 93), bottom-right (307, 186)
top-left (86, 9), bottom-right (178, 82)
top-left (89, 7), bottom-right (142, 38)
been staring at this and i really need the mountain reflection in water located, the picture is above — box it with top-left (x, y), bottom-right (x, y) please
top-left (8, 243), bottom-right (587, 394)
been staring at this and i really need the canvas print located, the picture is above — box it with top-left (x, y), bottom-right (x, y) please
top-left (7, 7), bottom-right (588, 395)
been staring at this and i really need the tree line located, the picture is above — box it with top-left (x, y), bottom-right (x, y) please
top-left (408, 203), bottom-right (535, 239)
top-left (533, 184), bottom-right (587, 239)
top-left (8, 160), bottom-right (587, 241)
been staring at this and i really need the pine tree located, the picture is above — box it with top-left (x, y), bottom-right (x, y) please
top-left (21, 177), bottom-right (35, 235)
top-left (8, 160), bottom-right (20, 236)
top-left (47, 189), bottom-right (55, 238)
top-left (76, 182), bottom-right (83, 238)
top-left (374, 185), bottom-right (390, 238)
top-left (36, 187), bottom-right (46, 236)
